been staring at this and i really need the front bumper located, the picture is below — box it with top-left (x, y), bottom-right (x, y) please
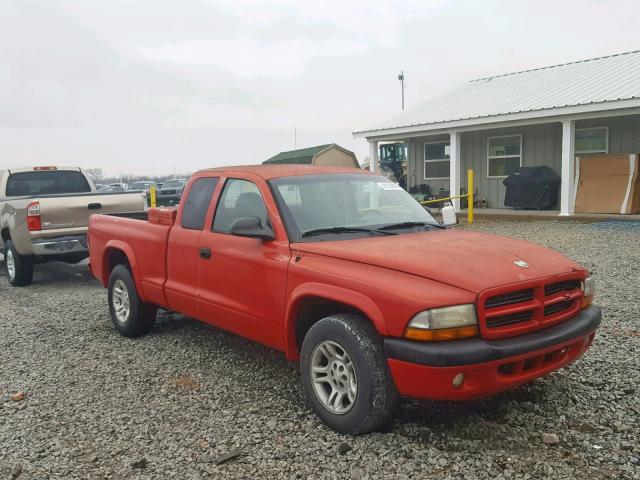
top-left (385, 305), bottom-right (601, 401)
top-left (31, 235), bottom-right (88, 256)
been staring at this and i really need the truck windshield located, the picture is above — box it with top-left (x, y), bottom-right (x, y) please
top-left (162, 180), bottom-right (183, 188)
top-left (6, 171), bottom-right (91, 197)
top-left (270, 173), bottom-right (440, 241)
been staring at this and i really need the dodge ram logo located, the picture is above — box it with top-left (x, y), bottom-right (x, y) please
top-left (513, 260), bottom-right (529, 268)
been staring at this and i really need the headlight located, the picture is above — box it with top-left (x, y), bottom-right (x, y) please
top-left (405, 304), bottom-right (478, 341)
top-left (581, 277), bottom-right (595, 308)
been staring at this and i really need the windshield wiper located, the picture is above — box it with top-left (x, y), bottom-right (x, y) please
top-left (378, 221), bottom-right (444, 231)
top-left (301, 226), bottom-right (397, 238)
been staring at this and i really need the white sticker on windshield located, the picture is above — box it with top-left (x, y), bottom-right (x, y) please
top-left (377, 182), bottom-right (403, 191)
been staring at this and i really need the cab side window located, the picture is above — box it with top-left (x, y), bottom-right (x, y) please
top-left (213, 179), bottom-right (269, 233)
top-left (180, 177), bottom-right (218, 230)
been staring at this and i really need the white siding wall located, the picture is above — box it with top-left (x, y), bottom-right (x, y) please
top-left (405, 113), bottom-right (640, 209)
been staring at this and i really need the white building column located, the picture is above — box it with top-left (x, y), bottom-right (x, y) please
top-left (560, 120), bottom-right (575, 216)
top-left (368, 140), bottom-right (379, 173)
top-left (449, 132), bottom-right (462, 211)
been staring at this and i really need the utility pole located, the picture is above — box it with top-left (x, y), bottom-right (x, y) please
top-left (398, 70), bottom-right (405, 111)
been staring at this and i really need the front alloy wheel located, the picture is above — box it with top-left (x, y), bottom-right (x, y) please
top-left (300, 314), bottom-right (398, 434)
top-left (310, 340), bottom-right (358, 414)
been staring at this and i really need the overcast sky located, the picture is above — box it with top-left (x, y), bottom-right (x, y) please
top-left (0, 0), bottom-right (638, 176)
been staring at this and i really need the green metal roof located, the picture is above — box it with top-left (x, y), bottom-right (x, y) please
top-left (263, 144), bottom-right (334, 165)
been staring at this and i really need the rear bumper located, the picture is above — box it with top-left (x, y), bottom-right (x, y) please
top-left (31, 235), bottom-right (88, 256)
top-left (385, 306), bottom-right (601, 401)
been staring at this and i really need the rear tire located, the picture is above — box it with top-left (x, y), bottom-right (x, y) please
top-left (300, 314), bottom-right (398, 434)
top-left (108, 264), bottom-right (156, 337)
top-left (4, 239), bottom-right (34, 286)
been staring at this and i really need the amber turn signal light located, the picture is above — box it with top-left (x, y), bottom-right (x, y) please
top-left (581, 296), bottom-right (593, 309)
top-left (405, 325), bottom-right (479, 342)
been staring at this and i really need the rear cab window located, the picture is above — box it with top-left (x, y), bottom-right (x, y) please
top-left (6, 171), bottom-right (91, 196)
top-left (180, 177), bottom-right (219, 230)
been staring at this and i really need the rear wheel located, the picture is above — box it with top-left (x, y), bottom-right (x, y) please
top-left (300, 314), bottom-right (398, 434)
top-left (108, 265), bottom-right (156, 337)
top-left (4, 239), bottom-right (34, 286)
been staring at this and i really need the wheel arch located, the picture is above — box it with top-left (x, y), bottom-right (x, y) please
top-left (102, 241), bottom-right (146, 302)
top-left (284, 283), bottom-right (387, 361)
top-left (0, 227), bottom-right (10, 251)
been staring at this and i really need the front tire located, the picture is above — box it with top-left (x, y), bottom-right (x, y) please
top-left (4, 239), bottom-right (34, 286)
top-left (300, 314), bottom-right (398, 434)
top-left (108, 264), bottom-right (156, 337)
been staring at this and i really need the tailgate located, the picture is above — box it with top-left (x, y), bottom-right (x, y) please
top-left (39, 192), bottom-right (145, 230)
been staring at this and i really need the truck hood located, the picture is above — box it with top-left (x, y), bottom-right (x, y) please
top-left (292, 230), bottom-right (585, 294)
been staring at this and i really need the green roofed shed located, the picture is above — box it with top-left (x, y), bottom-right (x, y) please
top-left (264, 143), bottom-right (360, 168)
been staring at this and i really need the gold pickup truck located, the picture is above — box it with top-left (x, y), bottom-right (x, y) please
top-left (0, 166), bottom-right (146, 286)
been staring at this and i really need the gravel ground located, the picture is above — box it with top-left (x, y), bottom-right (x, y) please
top-left (1, 220), bottom-right (639, 480)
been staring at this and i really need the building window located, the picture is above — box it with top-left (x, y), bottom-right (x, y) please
top-left (424, 142), bottom-right (450, 179)
top-left (487, 135), bottom-right (522, 178)
top-left (575, 127), bottom-right (608, 154)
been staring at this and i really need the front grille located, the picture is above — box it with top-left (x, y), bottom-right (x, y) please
top-left (486, 310), bottom-right (533, 328)
top-left (161, 189), bottom-right (176, 195)
top-left (480, 274), bottom-right (583, 339)
top-left (544, 300), bottom-right (573, 316)
top-left (485, 289), bottom-right (534, 308)
top-left (545, 280), bottom-right (581, 296)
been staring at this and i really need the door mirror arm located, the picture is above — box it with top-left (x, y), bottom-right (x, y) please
top-left (229, 217), bottom-right (276, 241)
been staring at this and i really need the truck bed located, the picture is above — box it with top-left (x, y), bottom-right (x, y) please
top-left (88, 208), bottom-right (177, 308)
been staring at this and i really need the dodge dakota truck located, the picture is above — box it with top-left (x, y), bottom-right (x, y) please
top-left (1, 166), bottom-right (145, 286)
top-left (88, 165), bottom-right (601, 434)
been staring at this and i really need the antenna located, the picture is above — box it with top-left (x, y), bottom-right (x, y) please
top-left (398, 70), bottom-right (405, 111)
top-left (294, 127), bottom-right (297, 150)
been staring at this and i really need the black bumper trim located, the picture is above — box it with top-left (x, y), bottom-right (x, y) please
top-left (384, 305), bottom-right (601, 367)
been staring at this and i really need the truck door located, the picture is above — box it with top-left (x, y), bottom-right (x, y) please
top-left (196, 177), bottom-right (290, 350)
top-left (165, 176), bottom-right (219, 318)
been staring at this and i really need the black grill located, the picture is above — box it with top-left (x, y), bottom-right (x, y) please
top-left (544, 300), bottom-right (573, 316)
top-left (545, 280), bottom-right (581, 296)
top-left (486, 310), bottom-right (534, 328)
top-left (485, 289), bottom-right (534, 308)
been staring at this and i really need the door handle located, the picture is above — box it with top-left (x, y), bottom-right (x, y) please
top-left (199, 247), bottom-right (212, 260)
top-left (88, 203), bottom-right (102, 210)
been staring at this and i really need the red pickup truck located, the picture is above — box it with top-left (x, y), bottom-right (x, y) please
top-left (88, 165), bottom-right (601, 434)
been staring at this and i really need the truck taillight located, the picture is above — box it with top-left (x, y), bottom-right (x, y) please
top-left (27, 201), bottom-right (42, 231)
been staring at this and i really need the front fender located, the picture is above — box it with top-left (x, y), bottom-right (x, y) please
top-left (284, 282), bottom-right (387, 360)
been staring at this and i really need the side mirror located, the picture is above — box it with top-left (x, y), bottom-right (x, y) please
top-left (441, 203), bottom-right (458, 227)
top-left (230, 217), bottom-right (275, 241)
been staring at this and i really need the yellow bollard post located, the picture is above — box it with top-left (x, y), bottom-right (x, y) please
top-left (467, 169), bottom-right (474, 224)
top-left (150, 184), bottom-right (157, 208)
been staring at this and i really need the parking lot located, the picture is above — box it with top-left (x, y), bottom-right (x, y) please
top-left (1, 220), bottom-right (639, 480)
